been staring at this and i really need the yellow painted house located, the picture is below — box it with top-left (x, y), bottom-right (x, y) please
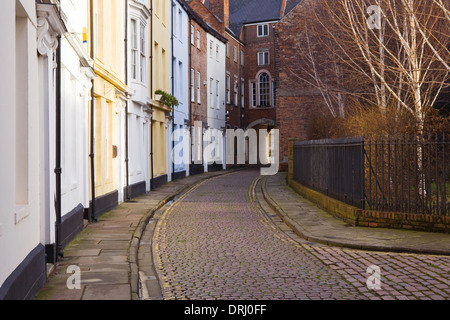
top-left (150, 0), bottom-right (172, 188)
top-left (88, 0), bottom-right (131, 217)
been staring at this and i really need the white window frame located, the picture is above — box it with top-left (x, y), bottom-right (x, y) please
top-left (234, 76), bottom-right (238, 106)
top-left (197, 71), bottom-right (201, 104)
top-left (258, 51), bottom-right (269, 66)
top-left (210, 41), bottom-right (213, 57)
top-left (197, 30), bottom-right (201, 49)
top-left (233, 46), bottom-right (237, 62)
top-left (216, 44), bottom-right (219, 60)
top-left (258, 72), bottom-right (271, 107)
top-left (241, 78), bottom-right (245, 108)
top-left (131, 19), bottom-right (138, 80)
top-left (209, 78), bottom-right (214, 108)
top-left (140, 22), bottom-right (146, 83)
top-left (251, 82), bottom-right (256, 107)
top-left (240, 50), bottom-right (244, 66)
top-left (226, 74), bottom-right (230, 104)
top-left (257, 24), bottom-right (269, 37)
top-left (190, 68), bottom-right (195, 102)
top-left (190, 24), bottom-right (195, 45)
top-left (216, 80), bottom-right (220, 109)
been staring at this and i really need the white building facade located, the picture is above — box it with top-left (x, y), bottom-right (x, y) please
top-left (58, 0), bottom-right (95, 256)
top-left (206, 32), bottom-right (226, 170)
top-left (126, 0), bottom-right (152, 198)
top-left (0, 0), bottom-right (67, 300)
top-left (170, 0), bottom-right (189, 180)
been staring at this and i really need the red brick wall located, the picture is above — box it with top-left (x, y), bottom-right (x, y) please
top-left (225, 32), bottom-right (244, 129)
top-left (241, 23), bottom-right (277, 130)
top-left (189, 0), bottom-right (225, 36)
top-left (208, 0), bottom-right (229, 27)
top-left (274, 0), bottom-right (327, 170)
top-left (189, 18), bottom-right (208, 125)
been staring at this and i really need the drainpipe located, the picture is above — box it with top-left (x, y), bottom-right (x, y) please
top-left (188, 14), bottom-right (192, 172)
top-left (272, 24), bottom-right (276, 130)
top-left (125, 0), bottom-right (130, 200)
top-left (171, 0), bottom-right (175, 181)
top-left (188, 16), bottom-right (192, 127)
top-left (150, 0), bottom-right (154, 190)
top-left (89, 0), bottom-right (97, 222)
top-left (55, 34), bottom-right (63, 258)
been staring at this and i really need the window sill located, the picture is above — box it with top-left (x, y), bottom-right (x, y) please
top-left (15, 205), bottom-right (30, 225)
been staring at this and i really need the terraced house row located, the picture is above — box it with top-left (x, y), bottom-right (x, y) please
top-left (0, 0), bottom-right (302, 299)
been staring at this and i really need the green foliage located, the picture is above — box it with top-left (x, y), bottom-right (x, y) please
top-left (155, 89), bottom-right (179, 107)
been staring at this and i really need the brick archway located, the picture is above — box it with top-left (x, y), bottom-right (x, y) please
top-left (246, 118), bottom-right (275, 129)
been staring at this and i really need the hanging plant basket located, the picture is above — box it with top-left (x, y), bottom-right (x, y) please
top-left (155, 89), bottom-right (179, 107)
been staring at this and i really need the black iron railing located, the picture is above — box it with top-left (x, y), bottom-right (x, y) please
top-left (293, 137), bottom-right (365, 209)
top-left (364, 133), bottom-right (449, 216)
top-left (292, 134), bottom-right (449, 215)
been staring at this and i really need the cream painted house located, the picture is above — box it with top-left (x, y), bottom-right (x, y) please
top-left (89, 0), bottom-right (131, 217)
top-left (150, 0), bottom-right (172, 188)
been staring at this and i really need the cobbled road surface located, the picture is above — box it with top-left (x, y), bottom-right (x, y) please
top-left (152, 170), bottom-right (449, 300)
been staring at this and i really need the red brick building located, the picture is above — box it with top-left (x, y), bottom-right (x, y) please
top-left (199, 0), bottom-right (245, 130)
top-left (190, 0), bottom-right (305, 169)
top-left (228, 0), bottom-right (301, 168)
top-left (274, 0), bottom-right (328, 170)
top-left (185, 0), bottom-right (228, 174)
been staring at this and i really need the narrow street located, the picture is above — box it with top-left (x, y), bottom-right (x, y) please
top-left (150, 169), bottom-right (450, 300)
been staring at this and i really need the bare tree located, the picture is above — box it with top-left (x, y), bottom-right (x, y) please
top-left (321, 0), bottom-right (450, 131)
top-left (278, 0), bottom-right (367, 119)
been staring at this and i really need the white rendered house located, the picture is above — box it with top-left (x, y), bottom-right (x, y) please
top-left (126, 0), bottom-right (152, 198)
top-left (0, 0), bottom-right (66, 300)
top-left (170, 0), bottom-right (189, 180)
top-left (206, 31), bottom-right (226, 170)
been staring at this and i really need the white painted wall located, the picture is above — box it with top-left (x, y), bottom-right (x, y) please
top-left (60, 0), bottom-right (94, 217)
top-left (171, 0), bottom-right (189, 176)
top-left (128, 0), bottom-right (151, 193)
top-left (206, 33), bottom-right (226, 166)
top-left (0, 0), bottom-right (40, 289)
top-left (206, 33), bottom-right (226, 130)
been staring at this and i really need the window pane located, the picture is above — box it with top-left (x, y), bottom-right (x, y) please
top-left (140, 23), bottom-right (145, 52)
top-left (197, 72), bottom-right (201, 103)
top-left (241, 80), bottom-right (245, 107)
top-left (131, 20), bottom-right (137, 49)
top-left (259, 73), bottom-right (270, 107)
top-left (210, 78), bottom-right (213, 107)
top-left (197, 31), bottom-right (200, 48)
top-left (226, 75), bottom-right (230, 103)
top-left (191, 69), bottom-right (195, 102)
top-left (216, 80), bottom-right (219, 108)
top-left (251, 82), bottom-right (256, 107)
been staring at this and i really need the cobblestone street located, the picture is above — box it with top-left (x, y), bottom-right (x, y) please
top-left (152, 170), bottom-right (450, 300)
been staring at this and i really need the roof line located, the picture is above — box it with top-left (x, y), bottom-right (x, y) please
top-left (280, 0), bottom-right (287, 17)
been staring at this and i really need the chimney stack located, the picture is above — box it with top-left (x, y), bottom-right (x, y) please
top-left (209, 0), bottom-right (229, 28)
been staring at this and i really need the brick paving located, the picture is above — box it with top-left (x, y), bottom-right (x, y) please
top-left (152, 170), bottom-right (450, 300)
